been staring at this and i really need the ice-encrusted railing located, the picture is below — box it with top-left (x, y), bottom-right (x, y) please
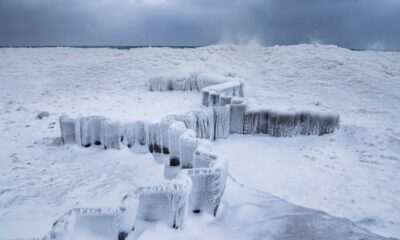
top-left (149, 73), bottom-right (340, 136)
top-left (46, 112), bottom-right (229, 239)
top-left (45, 72), bottom-right (340, 239)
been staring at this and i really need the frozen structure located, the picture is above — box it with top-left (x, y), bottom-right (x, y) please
top-left (49, 72), bottom-right (343, 239)
top-left (50, 109), bottom-right (230, 239)
top-left (59, 73), bottom-right (339, 149)
top-left (42, 208), bottom-right (122, 240)
top-left (133, 174), bottom-right (192, 230)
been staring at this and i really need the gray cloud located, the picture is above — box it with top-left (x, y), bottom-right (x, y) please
top-left (0, 0), bottom-right (399, 49)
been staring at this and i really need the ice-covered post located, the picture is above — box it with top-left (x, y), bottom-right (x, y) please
top-left (101, 120), bottom-right (121, 149)
top-left (134, 174), bottom-right (192, 229)
top-left (229, 98), bottom-right (247, 134)
top-left (59, 115), bottom-right (76, 144)
top-left (168, 121), bottom-right (187, 166)
top-left (179, 129), bottom-right (199, 168)
top-left (213, 105), bottom-right (230, 139)
top-left (148, 122), bottom-right (162, 153)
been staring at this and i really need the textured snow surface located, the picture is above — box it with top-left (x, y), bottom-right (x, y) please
top-left (1, 44), bottom-right (400, 239)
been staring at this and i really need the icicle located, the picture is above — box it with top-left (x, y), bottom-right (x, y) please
top-left (268, 111), bottom-right (297, 137)
top-left (129, 121), bottom-right (148, 153)
top-left (148, 122), bottom-right (162, 154)
top-left (244, 110), bottom-right (261, 135)
top-left (219, 96), bottom-right (232, 106)
top-left (259, 110), bottom-right (269, 134)
top-left (191, 109), bottom-right (214, 140)
top-left (318, 113), bottom-right (340, 135)
top-left (74, 117), bottom-right (82, 146)
top-left (201, 90), bottom-right (210, 106)
top-left (213, 105), bottom-right (230, 139)
top-left (209, 92), bottom-right (220, 107)
top-left (120, 123), bottom-right (136, 148)
top-left (148, 76), bottom-right (172, 91)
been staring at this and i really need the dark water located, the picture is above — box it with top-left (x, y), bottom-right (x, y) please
top-left (0, 45), bottom-right (202, 49)
top-left (0, 45), bottom-right (398, 52)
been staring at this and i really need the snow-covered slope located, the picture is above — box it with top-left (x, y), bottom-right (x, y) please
top-left (0, 44), bottom-right (399, 239)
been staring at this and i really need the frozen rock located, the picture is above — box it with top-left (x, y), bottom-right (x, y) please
top-left (59, 115), bottom-right (76, 144)
top-left (37, 111), bottom-right (50, 119)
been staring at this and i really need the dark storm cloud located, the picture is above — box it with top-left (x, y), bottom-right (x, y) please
top-left (0, 0), bottom-right (399, 49)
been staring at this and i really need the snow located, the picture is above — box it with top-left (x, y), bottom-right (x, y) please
top-left (1, 44), bottom-right (400, 239)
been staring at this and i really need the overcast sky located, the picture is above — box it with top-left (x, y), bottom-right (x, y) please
top-left (0, 0), bottom-right (399, 49)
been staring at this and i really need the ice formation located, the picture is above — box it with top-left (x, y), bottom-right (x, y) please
top-left (179, 129), bottom-right (199, 168)
top-left (201, 80), bottom-right (245, 107)
top-left (133, 174), bottom-right (192, 230)
top-left (168, 121), bottom-right (187, 165)
top-left (148, 72), bottom-right (233, 92)
top-left (51, 72), bottom-right (343, 239)
top-left (59, 115), bottom-right (76, 144)
top-left (229, 98), bottom-right (247, 134)
top-left (42, 208), bottom-right (121, 240)
top-left (213, 105), bottom-right (230, 139)
top-left (101, 119), bottom-right (121, 150)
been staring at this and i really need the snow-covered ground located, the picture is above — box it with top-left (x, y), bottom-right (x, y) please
top-left (0, 44), bottom-right (399, 239)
